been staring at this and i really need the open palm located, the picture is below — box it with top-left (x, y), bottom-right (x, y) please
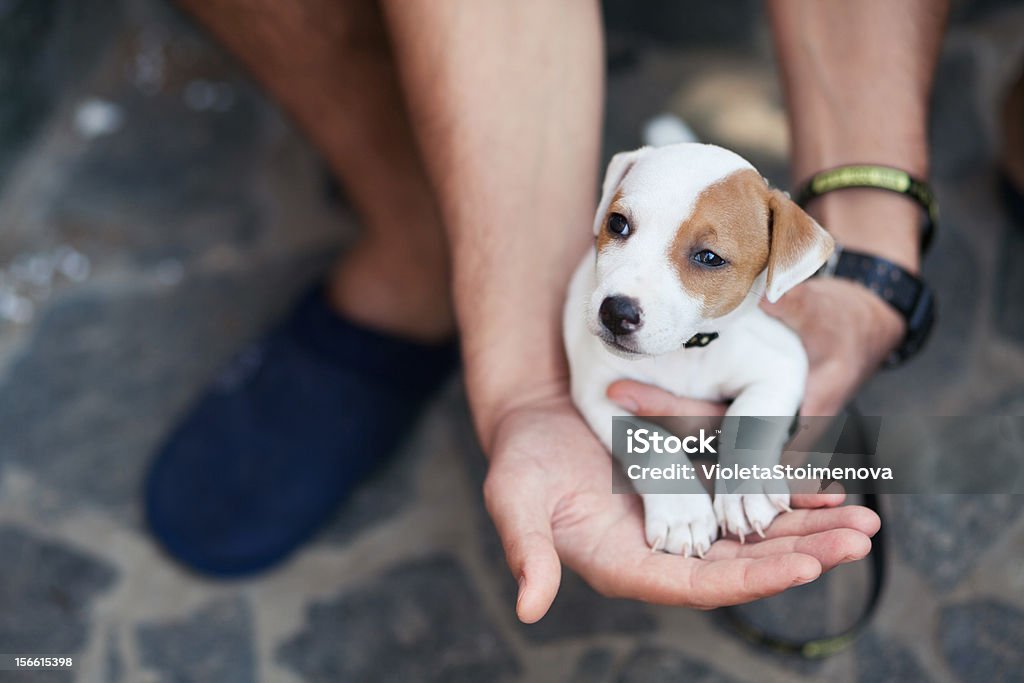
top-left (484, 397), bottom-right (879, 623)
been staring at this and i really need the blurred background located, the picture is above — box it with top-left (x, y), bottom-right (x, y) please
top-left (1, 0), bottom-right (1023, 681)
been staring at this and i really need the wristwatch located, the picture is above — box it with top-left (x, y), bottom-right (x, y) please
top-left (817, 247), bottom-right (936, 367)
top-left (796, 165), bottom-right (938, 368)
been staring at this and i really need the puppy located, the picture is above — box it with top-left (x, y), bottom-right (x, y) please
top-left (564, 143), bottom-right (834, 557)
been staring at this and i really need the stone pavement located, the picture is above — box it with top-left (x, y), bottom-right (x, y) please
top-left (1, 0), bottom-right (1023, 681)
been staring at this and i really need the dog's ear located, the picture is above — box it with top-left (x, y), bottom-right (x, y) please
top-left (764, 189), bottom-right (835, 303)
top-left (593, 147), bottom-right (651, 236)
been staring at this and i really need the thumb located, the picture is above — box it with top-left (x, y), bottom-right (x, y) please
top-left (484, 478), bottom-right (562, 623)
top-left (607, 380), bottom-right (727, 417)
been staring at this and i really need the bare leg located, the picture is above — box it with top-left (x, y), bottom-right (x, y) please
top-left (378, 1), bottom-right (604, 435)
top-left (378, 0), bottom-right (604, 621)
top-left (178, 0), bottom-right (453, 341)
top-left (761, 1), bottom-right (949, 415)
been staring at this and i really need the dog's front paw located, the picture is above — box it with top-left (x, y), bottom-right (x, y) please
top-left (713, 491), bottom-right (790, 542)
top-left (642, 493), bottom-right (718, 557)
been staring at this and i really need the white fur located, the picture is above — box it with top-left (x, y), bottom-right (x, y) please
top-left (565, 143), bottom-right (825, 556)
top-left (764, 239), bottom-right (828, 303)
top-left (588, 144), bottom-right (757, 357)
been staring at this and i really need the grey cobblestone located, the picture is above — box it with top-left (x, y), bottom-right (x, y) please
top-left (48, 78), bottom-right (270, 268)
top-left (602, 0), bottom-right (761, 50)
top-left (276, 556), bottom-right (520, 683)
top-left (137, 598), bottom-right (255, 683)
top-left (568, 648), bottom-right (616, 683)
top-left (854, 632), bottom-right (934, 683)
top-left (0, 0), bottom-right (120, 189)
top-left (103, 628), bottom-right (123, 683)
top-left (887, 495), bottom-right (1024, 590)
top-left (0, 526), bottom-right (116, 658)
top-left (995, 216), bottom-right (1024, 344)
top-left (929, 47), bottom-right (988, 180)
top-left (616, 647), bottom-right (742, 683)
top-left (940, 600), bottom-right (1024, 682)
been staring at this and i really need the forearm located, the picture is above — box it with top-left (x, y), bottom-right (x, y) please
top-left (769, 0), bottom-right (949, 272)
top-left (379, 1), bottom-right (603, 445)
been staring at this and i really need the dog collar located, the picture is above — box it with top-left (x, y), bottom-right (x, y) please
top-left (684, 332), bottom-right (718, 348)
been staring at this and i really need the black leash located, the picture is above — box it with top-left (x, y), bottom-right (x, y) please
top-left (719, 408), bottom-right (885, 658)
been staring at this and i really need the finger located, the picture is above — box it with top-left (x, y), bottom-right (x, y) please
top-left (791, 491), bottom-right (846, 508)
top-left (705, 528), bottom-right (872, 571)
top-left (586, 550), bottom-right (821, 609)
top-left (665, 553), bottom-right (823, 608)
top-left (483, 478), bottom-right (562, 623)
top-left (606, 380), bottom-right (728, 417)
top-left (761, 505), bottom-right (881, 539)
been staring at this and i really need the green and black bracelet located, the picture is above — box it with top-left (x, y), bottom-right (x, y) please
top-left (795, 164), bottom-right (938, 254)
top-left (798, 164), bottom-right (938, 368)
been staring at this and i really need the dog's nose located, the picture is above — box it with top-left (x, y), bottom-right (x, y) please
top-left (599, 296), bottom-right (642, 336)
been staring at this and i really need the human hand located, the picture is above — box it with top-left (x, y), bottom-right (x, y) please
top-left (483, 392), bottom-right (880, 623)
top-left (759, 276), bottom-right (903, 415)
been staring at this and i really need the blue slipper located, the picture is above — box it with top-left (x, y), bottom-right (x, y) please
top-left (145, 283), bottom-right (458, 576)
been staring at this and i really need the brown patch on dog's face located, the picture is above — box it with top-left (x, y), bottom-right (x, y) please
top-left (670, 169), bottom-right (771, 319)
top-left (596, 190), bottom-right (627, 253)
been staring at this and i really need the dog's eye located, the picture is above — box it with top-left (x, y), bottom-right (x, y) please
top-left (693, 249), bottom-right (726, 267)
top-left (607, 213), bottom-right (630, 237)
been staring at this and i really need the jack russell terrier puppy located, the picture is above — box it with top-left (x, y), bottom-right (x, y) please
top-left (564, 142), bottom-right (834, 558)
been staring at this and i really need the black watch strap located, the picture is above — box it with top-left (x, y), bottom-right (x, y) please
top-left (796, 165), bottom-right (938, 254)
top-left (818, 249), bottom-right (936, 367)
